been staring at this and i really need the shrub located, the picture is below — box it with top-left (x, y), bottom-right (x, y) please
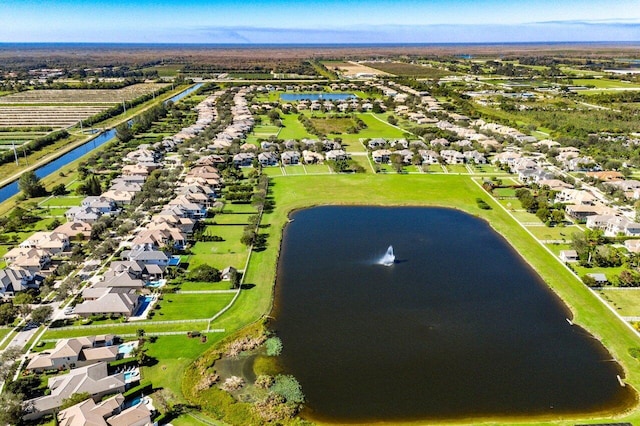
top-left (265, 337), bottom-right (283, 356)
top-left (271, 375), bottom-right (304, 404)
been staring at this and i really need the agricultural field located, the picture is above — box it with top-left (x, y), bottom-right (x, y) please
top-left (362, 61), bottom-right (458, 78)
top-left (0, 106), bottom-right (109, 128)
top-left (321, 60), bottom-right (391, 78)
top-left (0, 83), bottom-right (168, 104)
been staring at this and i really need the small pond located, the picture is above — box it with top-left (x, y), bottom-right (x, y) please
top-left (272, 206), bottom-right (635, 423)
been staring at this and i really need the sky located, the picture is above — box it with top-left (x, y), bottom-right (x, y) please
top-left (1, 0), bottom-right (639, 43)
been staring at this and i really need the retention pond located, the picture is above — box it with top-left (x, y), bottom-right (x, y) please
top-left (272, 206), bottom-right (636, 423)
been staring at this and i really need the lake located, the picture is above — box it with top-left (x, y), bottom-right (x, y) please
top-left (280, 93), bottom-right (356, 101)
top-left (271, 206), bottom-right (635, 423)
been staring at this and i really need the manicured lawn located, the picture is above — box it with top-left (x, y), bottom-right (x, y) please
top-left (497, 198), bottom-right (522, 210)
top-left (188, 236), bottom-right (248, 271)
top-left (509, 210), bottom-right (541, 223)
top-left (42, 321), bottom-right (214, 340)
top-left (525, 225), bottom-right (581, 241)
top-left (222, 203), bottom-right (258, 214)
top-left (446, 165), bottom-right (468, 174)
top-left (39, 196), bottom-right (83, 208)
top-left (283, 165), bottom-right (306, 175)
top-left (178, 281), bottom-right (234, 291)
top-left (597, 288), bottom-right (640, 317)
top-left (493, 187), bottom-right (518, 197)
top-left (153, 293), bottom-right (235, 320)
top-left (305, 164), bottom-right (331, 174)
top-left (143, 334), bottom-right (222, 403)
top-left (263, 167), bottom-right (283, 177)
top-left (210, 214), bottom-right (251, 225)
top-left (424, 164), bottom-right (443, 173)
top-left (573, 78), bottom-right (640, 89)
top-left (573, 265), bottom-right (625, 283)
top-left (277, 113), bottom-right (314, 140)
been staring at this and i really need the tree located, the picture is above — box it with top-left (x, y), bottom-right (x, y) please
top-left (0, 302), bottom-right (17, 325)
top-left (187, 264), bottom-right (220, 282)
top-left (30, 305), bottom-right (53, 324)
top-left (18, 170), bottom-right (47, 198)
top-left (84, 174), bottom-right (102, 196)
top-left (0, 391), bottom-right (24, 425)
top-left (619, 270), bottom-right (640, 287)
top-left (51, 183), bottom-right (68, 196)
top-left (115, 123), bottom-right (133, 143)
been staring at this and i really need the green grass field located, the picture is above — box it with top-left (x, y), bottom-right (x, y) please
top-left (524, 225), bottom-right (581, 241)
top-left (154, 293), bottom-right (235, 320)
top-left (597, 289), bottom-right (640, 317)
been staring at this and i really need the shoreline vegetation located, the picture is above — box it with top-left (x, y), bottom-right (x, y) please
top-left (185, 174), bottom-right (640, 425)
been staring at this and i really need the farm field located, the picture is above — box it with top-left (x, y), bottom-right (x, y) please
top-left (362, 61), bottom-right (458, 78)
top-left (321, 60), bottom-right (391, 77)
top-left (0, 83), bottom-right (168, 104)
top-left (0, 105), bottom-right (109, 128)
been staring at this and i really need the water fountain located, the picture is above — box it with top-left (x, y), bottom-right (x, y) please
top-left (380, 245), bottom-right (395, 266)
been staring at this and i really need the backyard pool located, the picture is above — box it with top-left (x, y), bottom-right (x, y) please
top-left (145, 279), bottom-right (166, 288)
top-left (133, 296), bottom-right (155, 317)
top-left (118, 341), bottom-right (137, 356)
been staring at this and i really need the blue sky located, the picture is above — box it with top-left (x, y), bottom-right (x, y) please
top-left (1, 0), bottom-right (639, 43)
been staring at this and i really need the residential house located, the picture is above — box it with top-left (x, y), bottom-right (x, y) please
top-left (3, 248), bottom-right (51, 274)
top-left (57, 393), bottom-right (152, 426)
top-left (100, 190), bottom-right (135, 206)
top-left (55, 221), bottom-right (92, 240)
top-left (73, 289), bottom-right (139, 318)
top-left (258, 152), bottom-right (278, 167)
top-left (418, 150), bottom-right (439, 165)
top-left (440, 150), bottom-right (465, 165)
top-left (26, 336), bottom-right (117, 373)
top-left (554, 189), bottom-right (597, 206)
top-left (82, 197), bottom-right (118, 215)
top-left (23, 362), bottom-right (126, 421)
top-left (302, 150), bottom-right (324, 164)
top-left (121, 246), bottom-right (170, 266)
top-left (325, 150), bottom-right (348, 161)
top-left (122, 164), bottom-right (151, 177)
top-left (65, 206), bottom-right (101, 223)
top-left (0, 268), bottom-right (41, 298)
top-left (20, 231), bottom-right (70, 254)
top-left (559, 250), bottom-right (579, 263)
top-left (232, 153), bottom-right (255, 167)
top-left (281, 151), bottom-right (301, 165)
top-left (372, 149), bottom-right (392, 164)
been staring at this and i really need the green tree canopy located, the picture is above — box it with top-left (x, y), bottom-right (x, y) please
top-left (18, 170), bottom-right (46, 198)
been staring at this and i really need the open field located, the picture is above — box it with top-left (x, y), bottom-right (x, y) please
top-left (597, 289), bottom-right (640, 317)
top-left (322, 61), bottom-right (392, 78)
top-left (154, 293), bottom-right (235, 320)
top-left (363, 61), bottom-right (458, 78)
top-left (0, 83), bottom-right (168, 104)
top-left (571, 78), bottom-right (640, 89)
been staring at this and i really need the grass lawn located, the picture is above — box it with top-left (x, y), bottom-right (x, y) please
top-left (38, 196), bottom-right (83, 208)
top-left (525, 225), bottom-right (581, 241)
top-left (143, 334), bottom-right (222, 403)
top-left (153, 293), bottom-right (235, 320)
top-left (188, 237), bottom-right (248, 271)
top-left (210, 214), bottom-right (251, 225)
top-left (572, 79), bottom-right (640, 89)
top-left (309, 116), bottom-right (354, 134)
top-left (510, 210), bottom-right (542, 223)
top-left (493, 187), bottom-right (518, 197)
top-left (573, 265), bottom-right (625, 283)
top-left (277, 113), bottom-right (314, 140)
top-left (446, 165), bottom-right (468, 174)
top-left (305, 164), bottom-right (331, 174)
top-left (498, 198), bottom-right (523, 210)
top-left (545, 243), bottom-right (574, 256)
top-left (42, 321), bottom-right (214, 340)
top-left (283, 165), bottom-right (306, 175)
top-left (178, 281), bottom-right (234, 291)
top-left (222, 203), bottom-right (258, 214)
top-left (597, 288), bottom-right (640, 317)
top-left (262, 167), bottom-right (283, 177)
top-left (424, 164), bottom-right (443, 173)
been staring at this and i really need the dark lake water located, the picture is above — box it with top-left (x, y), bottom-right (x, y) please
top-left (271, 206), bottom-right (635, 423)
top-left (280, 93), bottom-right (356, 101)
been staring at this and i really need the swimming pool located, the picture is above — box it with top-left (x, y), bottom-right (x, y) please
top-left (133, 296), bottom-right (155, 317)
top-left (118, 342), bottom-right (136, 356)
top-left (124, 370), bottom-right (140, 383)
top-left (145, 279), bottom-right (166, 288)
